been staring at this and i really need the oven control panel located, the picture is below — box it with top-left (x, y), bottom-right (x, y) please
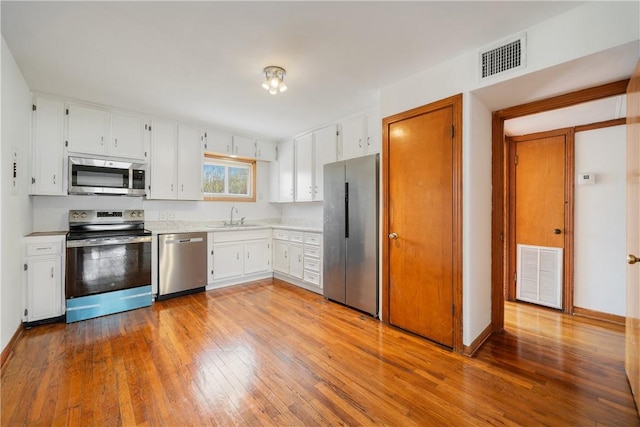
top-left (69, 210), bottom-right (145, 224)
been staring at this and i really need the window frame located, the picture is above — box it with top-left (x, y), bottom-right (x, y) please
top-left (203, 153), bottom-right (256, 202)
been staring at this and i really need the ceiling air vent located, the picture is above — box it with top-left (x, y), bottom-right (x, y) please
top-left (479, 34), bottom-right (526, 80)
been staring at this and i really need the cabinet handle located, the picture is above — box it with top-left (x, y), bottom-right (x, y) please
top-left (314, 185), bottom-right (318, 194)
top-left (114, 138), bottom-right (118, 147)
top-left (52, 174), bottom-right (56, 184)
top-left (308, 186), bottom-right (312, 194)
top-left (50, 267), bottom-right (54, 278)
top-left (101, 136), bottom-right (104, 144)
top-left (181, 184), bottom-right (184, 192)
top-left (358, 138), bottom-right (362, 148)
top-left (367, 136), bottom-right (371, 146)
top-left (171, 184), bottom-right (174, 191)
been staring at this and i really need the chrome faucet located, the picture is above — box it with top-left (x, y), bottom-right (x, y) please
top-left (229, 206), bottom-right (238, 225)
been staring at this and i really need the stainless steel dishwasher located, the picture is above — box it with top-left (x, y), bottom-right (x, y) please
top-left (158, 232), bottom-right (207, 300)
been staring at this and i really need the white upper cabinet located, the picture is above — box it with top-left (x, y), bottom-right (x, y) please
top-left (232, 135), bottom-right (256, 158)
top-left (149, 119), bottom-right (178, 199)
top-left (255, 140), bottom-right (276, 161)
top-left (339, 112), bottom-right (380, 160)
top-left (206, 130), bottom-right (233, 155)
top-left (177, 124), bottom-right (204, 200)
top-left (31, 97), bottom-right (65, 195)
top-left (312, 124), bottom-right (338, 201)
top-left (205, 131), bottom-right (258, 159)
top-left (295, 133), bottom-right (314, 202)
top-left (277, 139), bottom-right (295, 202)
top-left (67, 103), bottom-right (147, 161)
top-left (111, 112), bottom-right (148, 160)
top-left (149, 121), bottom-right (203, 200)
top-left (67, 104), bottom-right (111, 156)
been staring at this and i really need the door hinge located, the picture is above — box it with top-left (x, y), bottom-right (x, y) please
top-left (451, 304), bottom-right (455, 315)
top-left (499, 232), bottom-right (503, 241)
top-left (32, 104), bottom-right (36, 111)
top-left (31, 177), bottom-right (36, 184)
top-left (23, 263), bottom-right (28, 271)
top-left (514, 155), bottom-right (518, 165)
top-left (451, 125), bottom-right (455, 138)
top-left (24, 309), bottom-right (28, 316)
top-left (514, 272), bottom-right (517, 282)
top-left (65, 108), bottom-right (69, 115)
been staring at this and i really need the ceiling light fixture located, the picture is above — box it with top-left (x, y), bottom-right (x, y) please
top-left (261, 66), bottom-right (287, 95)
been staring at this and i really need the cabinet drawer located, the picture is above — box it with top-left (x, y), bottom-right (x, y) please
top-left (26, 241), bottom-right (62, 256)
top-left (304, 245), bottom-right (320, 258)
top-left (304, 232), bottom-right (321, 245)
top-left (272, 229), bottom-right (289, 240)
top-left (303, 270), bottom-right (320, 285)
top-left (290, 231), bottom-right (304, 243)
top-left (303, 257), bottom-right (320, 272)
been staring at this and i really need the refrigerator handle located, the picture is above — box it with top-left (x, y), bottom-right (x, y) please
top-left (345, 181), bottom-right (349, 238)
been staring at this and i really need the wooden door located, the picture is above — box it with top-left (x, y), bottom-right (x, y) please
top-left (386, 104), bottom-right (456, 348)
top-left (508, 129), bottom-right (573, 309)
top-left (625, 60), bottom-right (640, 414)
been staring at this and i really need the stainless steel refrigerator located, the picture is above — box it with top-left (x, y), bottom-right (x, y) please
top-left (323, 154), bottom-right (379, 316)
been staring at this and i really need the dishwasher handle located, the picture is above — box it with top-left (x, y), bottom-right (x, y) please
top-left (164, 237), bottom-right (204, 244)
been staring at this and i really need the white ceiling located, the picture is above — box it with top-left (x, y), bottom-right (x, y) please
top-left (1, 1), bottom-right (589, 140)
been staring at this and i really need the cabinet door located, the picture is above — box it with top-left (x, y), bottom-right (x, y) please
top-left (67, 104), bottom-right (110, 155)
top-left (295, 133), bottom-right (314, 202)
top-left (255, 140), bottom-right (276, 162)
top-left (111, 112), bottom-right (147, 160)
top-left (244, 240), bottom-right (271, 275)
top-left (207, 232), bottom-right (215, 284)
top-left (365, 112), bottom-right (381, 154)
top-left (313, 124), bottom-right (338, 201)
top-left (289, 243), bottom-right (304, 279)
top-left (206, 130), bottom-right (233, 155)
top-left (340, 115), bottom-right (365, 160)
top-left (149, 119), bottom-right (178, 199)
top-left (26, 256), bottom-right (62, 321)
top-left (278, 139), bottom-right (295, 202)
top-left (213, 242), bottom-right (244, 280)
top-left (177, 125), bottom-right (203, 200)
top-left (32, 98), bottom-right (65, 195)
top-left (269, 158), bottom-right (281, 203)
top-left (272, 240), bottom-right (289, 274)
top-left (232, 135), bottom-right (256, 158)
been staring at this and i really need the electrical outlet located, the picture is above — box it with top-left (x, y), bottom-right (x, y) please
top-left (167, 212), bottom-right (176, 220)
top-left (11, 147), bottom-right (18, 196)
top-left (158, 211), bottom-right (167, 220)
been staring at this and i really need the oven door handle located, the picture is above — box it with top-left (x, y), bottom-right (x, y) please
top-left (67, 235), bottom-right (152, 248)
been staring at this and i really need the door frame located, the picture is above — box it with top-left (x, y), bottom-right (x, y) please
top-left (506, 128), bottom-right (575, 311)
top-left (491, 80), bottom-right (630, 331)
top-left (382, 94), bottom-right (463, 353)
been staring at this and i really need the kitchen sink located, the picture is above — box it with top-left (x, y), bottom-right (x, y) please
top-left (206, 223), bottom-right (262, 229)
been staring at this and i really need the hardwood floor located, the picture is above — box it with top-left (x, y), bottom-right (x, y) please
top-left (2, 279), bottom-right (638, 426)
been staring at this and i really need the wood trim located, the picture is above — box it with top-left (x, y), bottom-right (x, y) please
top-left (1, 324), bottom-right (24, 370)
top-left (564, 128), bottom-right (576, 313)
top-left (494, 80), bottom-right (630, 120)
top-left (382, 94), bottom-right (463, 353)
top-left (463, 324), bottom-right (493, 357)
top-left (575, 118), bottom-right (626, 133)
top-left (491, 80), bottom-right (629, 331)
top-left (574, 306), bottom-right (625, 325)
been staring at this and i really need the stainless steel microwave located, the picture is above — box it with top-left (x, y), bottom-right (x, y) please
top-left (68, 156), bottom-right (146, 196)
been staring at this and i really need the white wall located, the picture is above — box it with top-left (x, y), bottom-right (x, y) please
top-left (574, 125), bottom-right (627, 316)
top-left (280, 202), bottom-right (322, 226)
top-left (1, 38), bottom-right (33, 352)
top-left (380, 1), bottom-right (639, 345)
top-left (33, 161), bottom-right (281, 231)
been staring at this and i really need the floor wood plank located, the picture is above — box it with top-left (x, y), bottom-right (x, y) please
top-left (2, 279), bottom-right (638, 425)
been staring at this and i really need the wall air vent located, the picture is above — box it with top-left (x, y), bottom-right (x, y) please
top-left (479, 34), bottom-right (526, 80)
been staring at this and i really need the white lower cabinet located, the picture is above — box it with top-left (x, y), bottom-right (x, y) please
top-left (208, 229), bottom-right (272, 287)
top-left (272, 228), bottom-right (322, 293)
top-left (23, 234), bottom-right (66, 323)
